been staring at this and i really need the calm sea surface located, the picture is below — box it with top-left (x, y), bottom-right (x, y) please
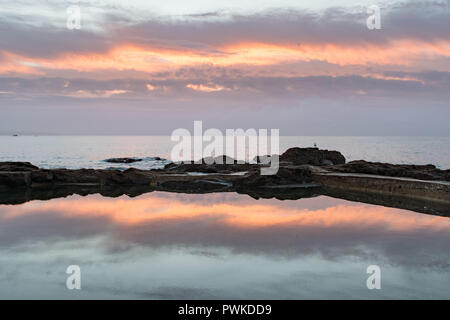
top-left (0, 136), bottom-right (449, 299)
top-left (0, 136), bottom-right (449, 169)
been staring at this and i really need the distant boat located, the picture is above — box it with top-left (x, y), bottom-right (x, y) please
top-left (12, 134), bottom-right (19, 137)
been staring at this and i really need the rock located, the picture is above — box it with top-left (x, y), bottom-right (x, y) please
top-left (201, 155), bottom-right (239, 165)
top-left (330, 160), bottom-right (450, 181)
top-left (234, 166), bottom-right (313, 188)
top-left (161, 162), bottom-right (178, 170)
top-left (32, 168), bottom-right (157, 186)
top-left (277, 166), bottom-right (313, 183)
top-left (253, 155), bottom-right (273, 164)
top-left (30, 170), bottom-right (54, 183)
top-left (104, 157), bottom-right (143, 164)
top-left (321, 159), bottom-right (334, 166)
top-left (121, 168), bottom-right (156, 185)
top-left (163, 156), bottom-right (255, 174)
top-left (0, 155), bottom-right (449, 214)
top-left (97, 170), bottom-right (128, 186)
top-left (51, 169), bottom-right (100, 184)
top-left (0, 162), bottom-right (39, 172)
top-left (280, 147), bottom-right (346, 166)
top-left (0, 172), bottom-right (31, 187)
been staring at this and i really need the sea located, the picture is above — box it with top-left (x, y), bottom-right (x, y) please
top-left (1, 136), bottom-right (449, 169)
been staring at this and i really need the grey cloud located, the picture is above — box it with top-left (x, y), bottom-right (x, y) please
top-left (1, 71), bottom-right (449, 100)
top-left (0, 20), bottom-right (111, 59)
top-left (384, 70), bottom-right (450, 85)
top-left (0, 1), bottom-right (448, 59)
top-left (111, 2), bottom-right (449, 51)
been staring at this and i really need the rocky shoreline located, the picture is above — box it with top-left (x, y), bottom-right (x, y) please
top-left (0, 147), bottom-right (449, 216)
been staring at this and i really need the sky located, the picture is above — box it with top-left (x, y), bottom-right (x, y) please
top-left (0, 0), bottom-right (449, 135)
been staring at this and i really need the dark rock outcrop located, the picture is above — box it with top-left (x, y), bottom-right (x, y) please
top-left (104, 157), bottom-right (143, 164)
top-left (0, 162), bottom-right (39, 172)
top-left (330, 160), bottom-right (450, 181)
top-left (163, 148), bottom-right (346, 173)
top-left (280, 147), bottom-right (346, 166)
top-left (0, 172), bottom-right (32, 187)
top-left (233, 166), bottom-right (313, 189)
top-left (0, 164), bottom-right (156, 188)
top-left (162, 156), bottom-right (255, 174)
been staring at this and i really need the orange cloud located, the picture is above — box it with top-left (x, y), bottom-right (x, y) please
top-left (0, 51), bottom-right (45, 75)
top-left (1, 40), bottom-right (449, 77)
top-left (186, 83), bottom-right (227, 92)
top-left (72, 89), bottom-right (129, 98)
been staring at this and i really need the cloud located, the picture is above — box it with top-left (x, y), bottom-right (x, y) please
top-left (0, 20), bottom-right (111, 60)
top-left (0, 1), bottom-right (449, 75)
top-left (1, 71), bottom-right (449, 100)
top-left (186, 83), bottom-right (228, 92)
top-left (0, 0), bottom-right (449, 135)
